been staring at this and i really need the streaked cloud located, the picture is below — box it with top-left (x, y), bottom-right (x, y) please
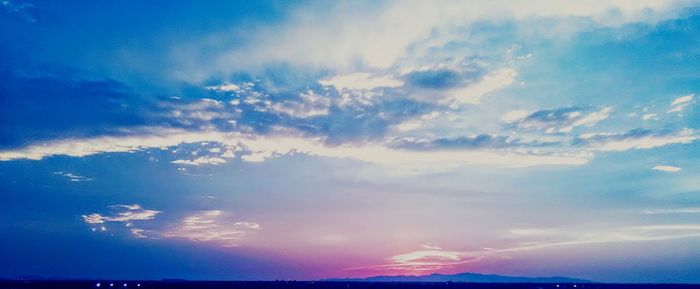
top-left (575, 128), bottom-right (697, 151)
top-left (163, 210), bottom-right (261, 247)
top-left (668, 94), bottom-right (694, 113)
top-left (82, 204), bottom-right (161, 228)
top-left (207, 0), bottom-right (694, 72)
top-left (370, 223), bottom-right (700, 272)
top-left (652, 165), bottom-right (682, 173)
top-left (172, 156), bottom-right (227, 166)
top-left (445, 68), bottom-right (517, 106)
top-left (642, 208), bottom-right (700, 214)
top-left (271, 90), bottom-right (331, 118)
top-left (205, 83), bottom-right (240, 92)
top-left (319, 73), bottom-right (403, 91)
top-left (53, 171), bottom-right (92, 182)
top-left (0, 128), bottom-right (590, 170)
top-left (506, 106), bottom-right (612, 134)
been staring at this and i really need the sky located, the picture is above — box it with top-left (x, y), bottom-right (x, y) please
top-left (1, 0), bottom-right (700, 283)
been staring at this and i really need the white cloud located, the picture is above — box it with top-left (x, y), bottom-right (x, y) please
top-left (393, 111), bottom-right (444, 132)
top-left (642, 208), bottom-right (700, 214)
top-left (82, 206), bottom-right (260, 246)
top-left (652, 165), bottom-right (682, 172)
top-left (668, 94), bottom-right (695, 113)
top-left (501, 110), bottom-right (530, 123)
top-left (642, 113), bottom-right (659, 121)
top-left (368, 223), bottom-right (700, 272)
top-left (163, 210), bottom-right (261, 247)
top-left (172, 156), bottom-right (227, 166)
top-left (166, 98), bottom-right (232, 123)
top-left (387, 247), bottom-right (479, 272)
top-left (446, 68), bottom-right (517, 105)
top-left (82, 204), bottom-right (161, 227)
top-left (510, 107), bottom-right (612, 134)
top-left (130, 228), bottom-right (149, 238)
top-left (221, 149), bottom-right (236, 158)
top-left (570, 106), bottom-right (612, 128)
top-left (270, 90), bottom-right (331, 118)
top-left (203, 0), bottom-right (693, 74)
top-left (0, 128), bottom-right (591, 171)
top-left (581, 129), bottom-right (697, 151)
top-left (420, 244), bottom-right (443, 250)
top-left (82, 214), bottom-right (106, 224)
top-left (205, 83), bottom-right (240, 92)
top-left (319, 73), bottom-right (403, 91)
top-left (53, 171), bottom-right (92, 182)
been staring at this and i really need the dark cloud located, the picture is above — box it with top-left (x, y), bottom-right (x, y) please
top-left (524, 107), bottom-right (583, 123)
top-left (390, 135), bottom-right (557, 150)
top-left (572, 128), bottom-right (672, 146)
top-left (505, 106), bottom-right (610, 134)
top-left (0, 72), bottom-right (152, 148)
top-left (405, 69), bottom-right (463, 89)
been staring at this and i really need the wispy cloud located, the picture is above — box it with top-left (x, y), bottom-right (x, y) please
top-left (172, 156), bottom-right (227, 166)
top-left (53, 171), bottom-right (92, 182)
top-left (642, 208), bottom-right (700, 214)
top-left (575, 128), bottom-right (697, 151)
top-left (505, 106), bottom-right (612, 134)
top-left (82, 204), bottom-right (161, 233)
top-left (82, 206), bottom-right (260, 246)
top-left (668, 94), bottom-right (694, 113)
top-left (445, 68), bottom-right (517, 106)
top-left (0, 128), bottom-right (590, 171)
top-left (163, 210), bottom-right (261, 247)
top-left (319, 73), bottom-right (403, 91)
top-left (271, 90), bottom-right (331, 118)
top-left (365, 224), bottom-right (700, 273)
top-left (652, 165), bottom-right (682, 173)
top-left (203, 0), bottom-right (694, 73)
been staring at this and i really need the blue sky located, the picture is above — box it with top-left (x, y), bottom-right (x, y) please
top-left (1, 0), bottom-right (700, 283)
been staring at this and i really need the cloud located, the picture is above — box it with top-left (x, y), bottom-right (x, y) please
top-left (652, 165), bottom-right (682, 172)
top-left (389, 134), bottom-right (554, 150)
top-left (506, 106), bottom-right (612, 134)
top-left (0, 128), bottom-right (590, 171)
top-left (270, 90), bottom-right (331, 118)
top-left (642, 113), bottom-right (659, 121)
top-left (366, 223), bottom-right (700, 272)
top-left (81, 205), bottom-right (260, 246)
top-left (404, 69), bottom-right (464, 89)
top-left (205, 0), bottom-right (694, 73)
top-left (82, 204), bottom-right (161, 228)
top-left (319, 73), bottom-right (403, 91)
top-left (503, 225), bottom-right (700, 251)
top-left (163, 98), bottom-right (235, 125)
top-left (172, 156), bottom-right (227, 166)
top-left (386, 248), bottom-right (480, 272)
top-left (0, 72), bottom-right (149, 149)
top-left (130, 228), bottom-right (149, 239)
top-left (576, 128), bottom-right (697, 151)
top-left (53, 171), bottom-right (92, 182)
top-left (501, 110), bottom-right (530, 123)
top-left (445, 68), bottom-right (517, 106)
top-left (668, 94), bottom-right (694, 113)
top-left (642, 208), bottom-right (700, 214)
top-left (205, 83), bottom-right (240, 92)
top-left (163, 210), bottom-right (261, 247)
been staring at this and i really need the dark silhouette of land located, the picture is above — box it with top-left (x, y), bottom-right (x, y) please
top-left (1, 280), bottom-right (699, 289)
top-left (325, 272), bottom-right (592, 283)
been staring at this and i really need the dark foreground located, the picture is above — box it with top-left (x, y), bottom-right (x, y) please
top-left (1, 281), bottom-right (699, 289)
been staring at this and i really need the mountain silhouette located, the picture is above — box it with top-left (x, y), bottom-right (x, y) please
top-left (325, 272), bottom-right (592, 283)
